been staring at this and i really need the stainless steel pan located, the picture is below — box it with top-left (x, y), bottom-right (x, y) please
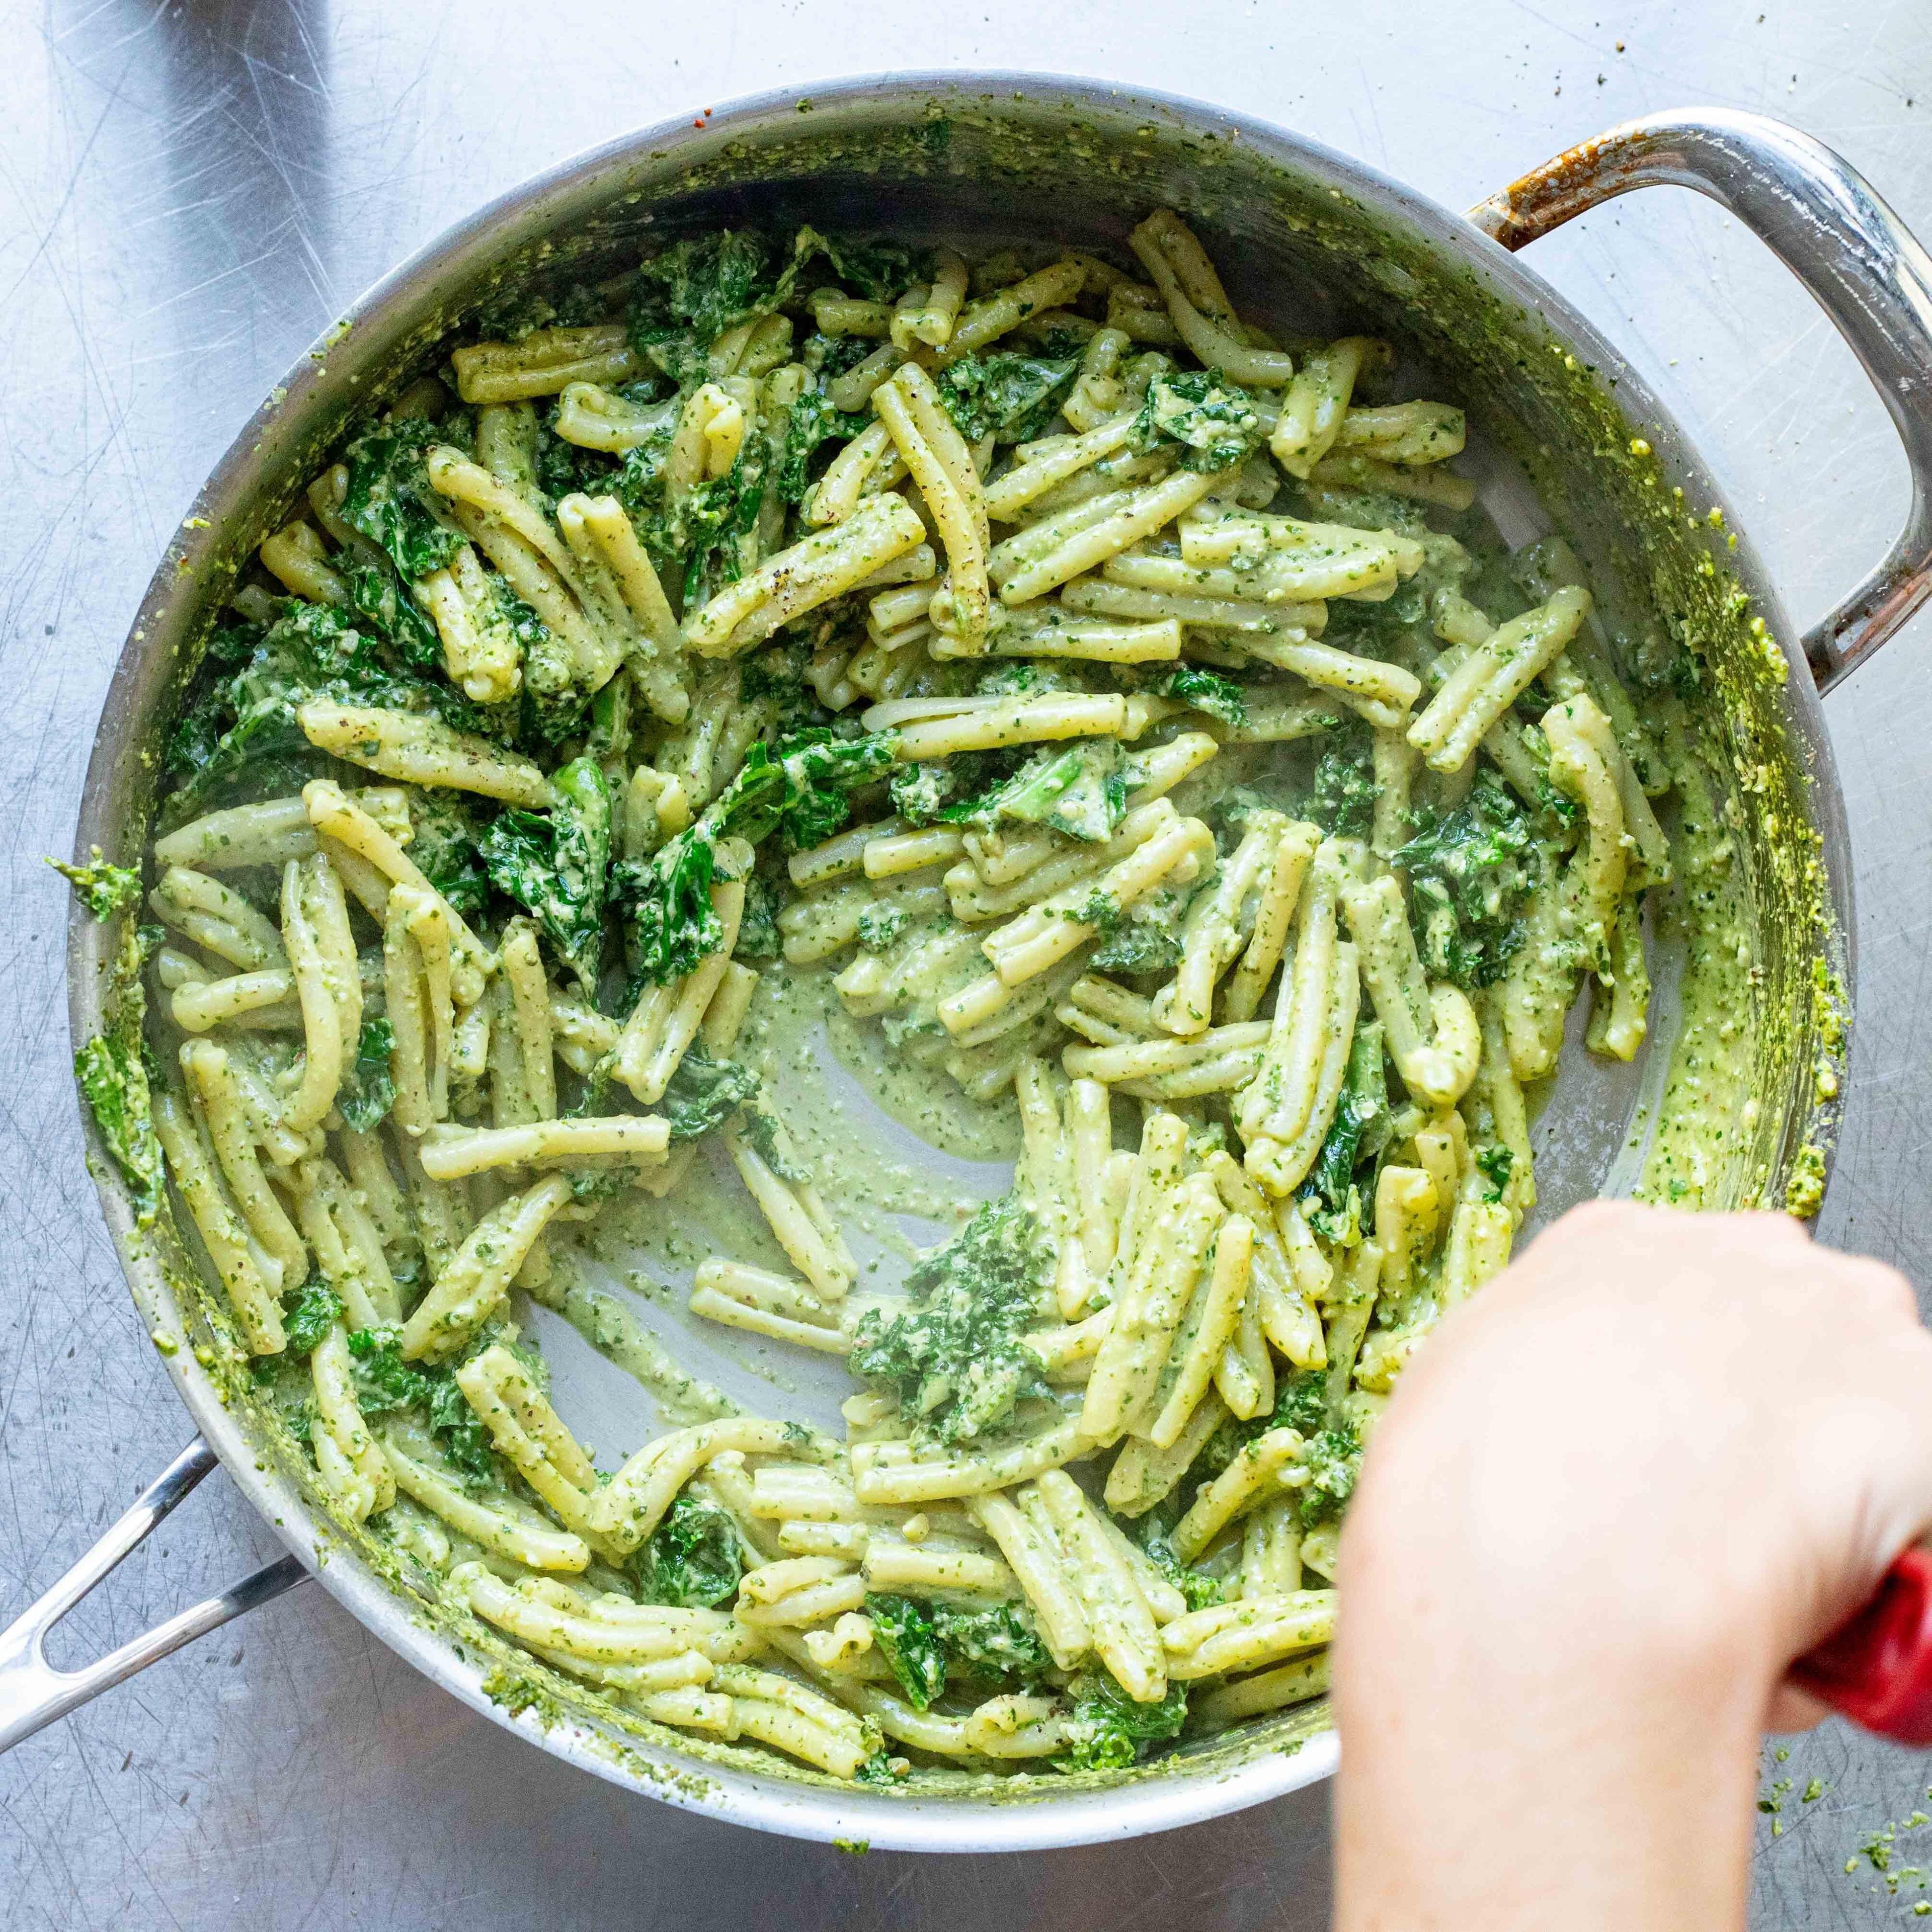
top-left (10, 75), bottom-right (1931, 1853)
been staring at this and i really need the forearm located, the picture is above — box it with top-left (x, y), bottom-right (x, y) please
top-left (1333, 1509), bottom-right (1771, 1932)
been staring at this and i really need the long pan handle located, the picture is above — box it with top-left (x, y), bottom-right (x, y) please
top-left (1470, 108), bottom-right (1932, 694)
top-left (1790, 1548), bottom-right (1932, 1744)
top-left (0, 1438), bottom-right (308, 1754)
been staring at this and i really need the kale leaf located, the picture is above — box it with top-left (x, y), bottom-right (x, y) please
top-left (339, 420), bottom-right (465, 582)
top-left (1131, 1520), bottom-right (1222, 1613)
top-left (935, 352), bottom-right (1081, 443)
top-left (614, 735), bottom-right (894, 985)
top-left (1143, 663), bottom-right (1248, 728)
top-left (478, 755), bottom-right (612, 987)
top-left (917, 739), bottom-right (1129, 846)
top-left (345, 558), bottom-right (444, 671)
top-left (281, 1279), bottom-right (344, 1357)
top-left (74, 920), bottom-right (165, 1226)
top-left (814, 233), bottom-right (921, 303)
top-left (659, 1044), bottom-right (762, 1141)
top-left (631, 1494), bottom-right (744, 1608)
top-left (635, 230), bottom-right (777, 346)
top-left (1392, 777), bottom-right (1534, 989)
top-left (408, 794), bottom-right (491, 914)
top-left (163, 600), bottom-right (479, 825)
top-left (930, 1601), bottom-right (1054, 1685)
top-left (1298, 1019), bottom-right (1390, 1246)
top-left (338, 1016), bottom-right (397, 1132)
top-left (1474, 1144), bottom-right (1513, 1203)
top-left (50, 850), bottom-right (143, 920)
top-left (865, 1593), bottom-right (948, 1711)
top-left (1060, 1672), bottom-right (1188, 1773)
top-left (777, 389), bottom-right (869, 505)
top-left (1134, 370), bottom-right (1265, 473)
top-left (1298, 1419), bottom-right (1362, 1528)
top-left (1305, 720), bottom-right (1376, 838)
top-left (345, 1326), bottom-right (497, 1489)
top-left (1088, 883), bottom-right (1189, 976)
top-left (847, 1195), bottom-right (1055, 1446)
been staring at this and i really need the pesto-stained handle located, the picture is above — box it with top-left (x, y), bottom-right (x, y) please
top-left (0, 1438), bottom-right (308, 1754)
top-left (1470, 109), bottom-right (1932, 694)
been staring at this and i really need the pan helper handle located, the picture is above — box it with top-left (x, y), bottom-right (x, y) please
top-left (0, 1438), bottom-right (308, 1754)
top-left (1472, 109), bottom-right (1932, 694)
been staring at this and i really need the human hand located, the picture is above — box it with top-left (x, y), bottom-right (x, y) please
top-left (1332, 1203), bottom-right (1932, 1932)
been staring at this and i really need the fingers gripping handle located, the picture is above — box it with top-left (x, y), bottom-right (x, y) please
top-left (1471, 109), bottom-right (1932, 693)
top-left (1790, 1547), bottom-right (1932, 1744)
top-left (0, 1438), bottom-right (308, 1754)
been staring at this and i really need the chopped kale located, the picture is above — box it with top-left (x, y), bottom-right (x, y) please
top-left (612, 822), bottom-right (733, 988)
top-left (801, 331), bottom-right (873, 382)
top-left (338, 420), bottom-right (465, 582)
top-left (281, 1279), bottom-right (344, 1357)
top-left (930, 1601), bottom-right (1054, 1685)
top-left (1393, 777), bottom-right (1534, 989)
top-left (1144, 663), bottom-right (1247, 728)
top-left (338, 1016), bottom-right (397, 1132)
top-left (1298, 1019), bottom-right (1390, 1246)
top-left (344, 558), bottom-right (443, 670)
top-left (847, 1195), bottom-right (1055, 1446)
top-left (345, 1326), bottom-right (498, 1489)
top-left (1059, 1672), bottom-right (1188, 1773)
top-left (1134, 369), bottom-right (1265, 473)
top-left (777, 388), bottom-right (869, 505)
top-left (1474, 1144), bottom-right (1514, 1204)
top-left (50, 850), bottom-right (142, 920)
top-left (631, 1494), bottom-right (744, 1608)
top-left (1131, 1520), bottom-right (1222, 1612)
top-left (935, 351), bottom-right (1081, 443)
top-left (659, 1045), bottom-right (762, 1141)
top-left (815, 233), bottom-right (921, 303)
top-left (735, 870), bottom-right (782, 962)
top-left (1271, 1367), bottom-right (1330, 1439)
top-left (478, 755), bottom-right (612, 987)
top-left (614, 734), bottom-right (895, 985)
top-left (162, 600), bottom-right (481, 825)
top-left (407, 794), bottom-right (491, 916)
top-left (1298, 1419), bottom-right (1362, 1528)
top-left (631, 229), bottom-right (777, 369)
top-left (771, 732), bottom-right (899, 850)
top-left (866, 1593), bottom-right (948, 1711)
top-left (1305, 720), bottom-right (1376, 838)
top-left (1088, 883), bottom-right (1189, 976)
top-left (74, 920), bottom-right (165, 1226)
top-left (921, 739), bottom-right (1129, 845)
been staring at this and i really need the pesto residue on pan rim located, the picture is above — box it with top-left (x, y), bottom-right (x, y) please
top-left (73, 89), bottom-right (1843, 1813)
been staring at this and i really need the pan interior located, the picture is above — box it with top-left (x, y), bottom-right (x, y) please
top-left (81, 84), bottom-right (1848, 1829)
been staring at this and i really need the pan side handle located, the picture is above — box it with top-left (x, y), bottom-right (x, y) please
top-left (0, 1438), bottom-right (308, 1754)
top-left (1471, 108), bottom-right (1932, 694)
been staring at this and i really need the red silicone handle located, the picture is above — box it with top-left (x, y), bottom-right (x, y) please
top-left (1791, 1547), bottom-right (1932, 1743)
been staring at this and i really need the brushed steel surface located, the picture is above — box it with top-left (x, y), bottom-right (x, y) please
top-left (5, 1), bottom-right (1932, 1925)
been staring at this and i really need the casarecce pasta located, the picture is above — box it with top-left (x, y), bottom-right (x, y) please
top-left (72, 207), bottom-right (1678, 1789)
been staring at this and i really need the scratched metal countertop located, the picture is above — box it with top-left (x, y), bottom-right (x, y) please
top-left (4, 2), bottom-right (1931, 1925)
